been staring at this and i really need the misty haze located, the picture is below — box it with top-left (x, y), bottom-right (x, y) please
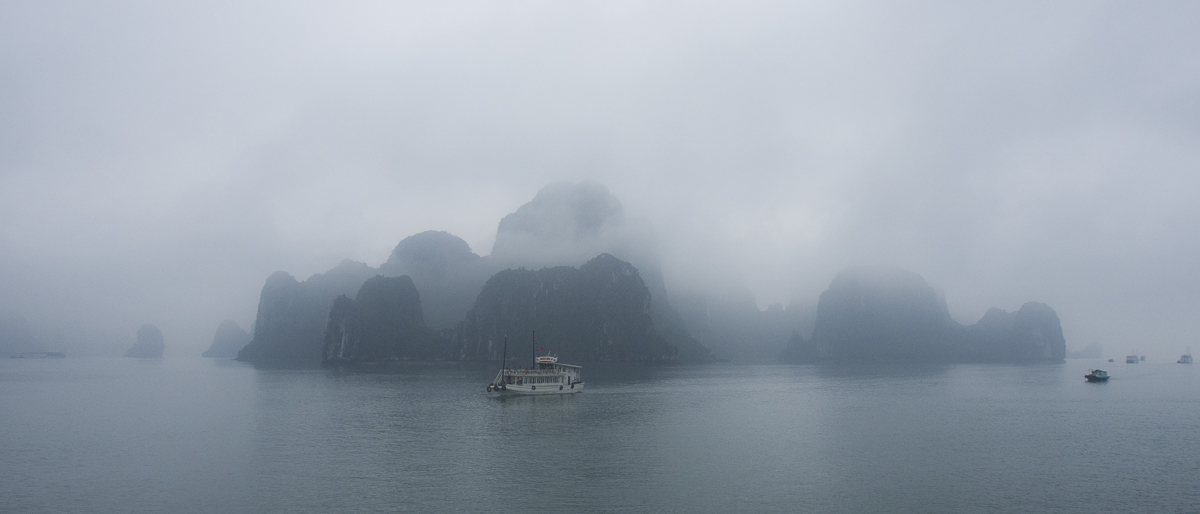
top-left (2, 2), bottom-right (1198, 513)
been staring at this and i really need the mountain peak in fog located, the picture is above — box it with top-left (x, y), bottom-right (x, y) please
top-left (202, 320), bottom-right (251, 359)
top-left (490, 181), bottom-right (627, 266)
top-left (381, 230), bottom-right (481, 279)
top-left (124, 323), bottom-right (164, 358)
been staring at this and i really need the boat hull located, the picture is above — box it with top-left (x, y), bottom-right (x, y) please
top-left (1084, 375), bottom-right (1109, 382)
top-left (490, 382), bottom-right (585, 396)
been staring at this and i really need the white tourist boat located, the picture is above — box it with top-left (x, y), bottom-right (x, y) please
top-left (486, 333), bottom-right (584, 396)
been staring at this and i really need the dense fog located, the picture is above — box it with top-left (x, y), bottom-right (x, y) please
top-left (2, 1), bottom-right (1197, 358)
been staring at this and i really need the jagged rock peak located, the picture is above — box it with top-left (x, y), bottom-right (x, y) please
top-left (580, 252), bottom-right (639, 276)
top-left (239, 262), bottom-right (379, 367)
top-left (968, 301), bottom-right (1066, 361)
top-left (202, 320), bottom-right (251, 358)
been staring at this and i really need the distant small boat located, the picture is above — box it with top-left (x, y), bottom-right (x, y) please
top-left (1126, 355), bottom-right (1138, 364)
top-left (1108, 359), bottom-right (1114, 362)
top-left (11, 351), bottom-right (65, 359)
top-left (1179, 348), bottom-right (1193, 364)
top-left (1084, 369), bottom-right (1110, 382)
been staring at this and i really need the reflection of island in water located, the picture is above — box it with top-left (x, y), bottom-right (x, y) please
top-left (11, 351), bottom-right (66, 358)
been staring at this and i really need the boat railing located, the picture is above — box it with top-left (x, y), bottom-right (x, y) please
top-left (499, 367), bottom-right (568, 375)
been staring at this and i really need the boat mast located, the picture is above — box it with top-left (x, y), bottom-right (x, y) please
top-left (532, 330), bottom-right (536, 369)
top-left (501, 335), bottom-right (507, 370)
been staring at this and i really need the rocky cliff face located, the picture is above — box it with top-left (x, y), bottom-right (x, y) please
top-left (377, 231), bottom-right (489, 330)
top-left (807, 267), bottom-right (961, 362)
top-left (202, 320), bottom-right (251, 358)
top-left (238, 260), bottom-right (377, 367)
top-left (368, 183), bottom-right (702, 356)
top-left (124, 324), bottom-right (164, 358)
top-left (457, 253), bottom-right (696, 363)
top-left (491, 183), bottom-right (686, 326)
top-left (322, 275), bottom-right (432, 363)
top-left (785, 267), bottom-right (1065, 363)
top-left (966, 302), bottom-right (1066, 361)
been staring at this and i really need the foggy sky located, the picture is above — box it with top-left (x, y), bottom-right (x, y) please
top-left (2, 1), bottom-right (1198, 357)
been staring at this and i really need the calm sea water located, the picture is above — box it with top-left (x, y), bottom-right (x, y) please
top-left (2, 356), bottom-right (1197, 513)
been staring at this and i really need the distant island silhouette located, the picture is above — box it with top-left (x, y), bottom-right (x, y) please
top-left (234, 182), bottom-right (1065, 368)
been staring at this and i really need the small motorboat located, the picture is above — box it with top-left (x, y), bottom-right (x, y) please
top-left (1085, 369), bottom-right (1110, 382)
top-left (1125, 355), bottom-right (1138, 364)
top-left (1179, 348), bottom-right (1193, 364)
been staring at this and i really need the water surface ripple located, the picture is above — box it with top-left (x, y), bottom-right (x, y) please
top-left (2, 357), bottom-right (1197, 513)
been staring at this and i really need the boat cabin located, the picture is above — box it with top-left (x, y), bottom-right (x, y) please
top-left (499, 355), bottom-right (581, 386)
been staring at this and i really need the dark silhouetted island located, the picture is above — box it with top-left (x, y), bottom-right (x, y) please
top-left (238, 182), bottom-right (713, 368)
top-left (782, 267), bottom-right (1065, 363)
top-left (202, 320), bottom-right (252, 358)
top-left (457, 253), bottom-right (703, 363)
top-left (125, 324), bottom-right (165, 358)
top-left (323, 275), bottom-right (434, 364)
top-left (377, 231), bottom-right (491, 330)
top-left (237, 260), bottom-right (378, 367)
